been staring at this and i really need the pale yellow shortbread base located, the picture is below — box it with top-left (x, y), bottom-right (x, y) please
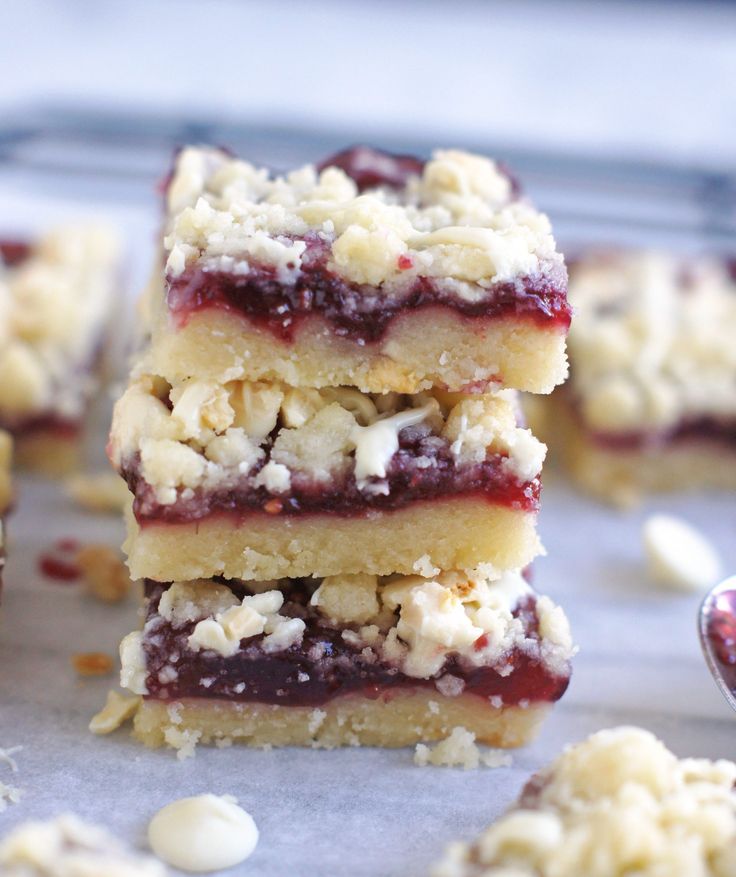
top-left (148, 305), bottom-right (568, 394)
top-left (133, 693), bottom-right (550, 750)
top-left (124, 497), bottom-right (541, 582)
top-left (13, 430), bottom-right (81, 477)
top-left (535, 394), bottom-right (736, 506)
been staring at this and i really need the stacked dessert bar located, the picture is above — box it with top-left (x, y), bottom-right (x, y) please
top-left (110, 146), bottom-right (574, 751)
top-left (0, 227), bottom-right (120, 474)
top-left (535, 250), bottom-right (736, 504)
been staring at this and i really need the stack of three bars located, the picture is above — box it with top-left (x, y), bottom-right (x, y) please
top-left (109, 145), bottom-right (574, 752)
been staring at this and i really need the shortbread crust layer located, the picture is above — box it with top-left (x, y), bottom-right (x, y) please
top-left (121, 570), bottom-right (572, 749)
top-left (150, 146), bottom-right (570, 394)
top-left (148, 302), bottom-right (569, 395)
top-left (124, 497), bottom-right (540, 581)
top-left (132, 695), bottom-right (551, 750)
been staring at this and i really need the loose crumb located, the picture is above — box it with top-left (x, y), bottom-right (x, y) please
top-left (0, 745), bottom-right (21, 813)
top-left (89, 690), bottom-right (140, 735)
top-left (414, 727), bottom-right (513, 770)
top-left (72, 652), bottom-right (114, 677)
top-left (0, 813), bottom-right (166, 875)
top-left (65, 472), bottom-right (130, 514)
top-left (76, 544), bottom-right (133, 603)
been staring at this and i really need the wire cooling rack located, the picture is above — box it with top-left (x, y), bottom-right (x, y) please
top-left (0, 102), bottom-right (734, 254)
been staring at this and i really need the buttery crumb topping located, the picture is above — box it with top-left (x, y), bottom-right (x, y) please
top-left (0, 226), bottom-right (119, 424)
top-left (432, 726), bottom-right (736, 877)
top-left (568, 251), bottom-right (736, 434)
top-left (109, 373), bottom-right (545, 505)
top-left (164, 146), bottom-right (561, 298)
top-left (0, 814), bottom-right (167, 876)
top-left (120, 568), bottom-right (573, 690)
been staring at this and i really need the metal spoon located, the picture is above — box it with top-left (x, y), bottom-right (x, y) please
top-left (699, 576), bottom-right (736, 713)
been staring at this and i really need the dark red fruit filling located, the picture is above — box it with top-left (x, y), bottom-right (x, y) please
top-left (38, 539), bottom-right (81, 582)
top-left (141, 580), bottom-right (570, 708)
top-left (0, 240), bottom-right (31, 267)
top-left (124, 421), bottom-right (540, 524)
top-left (707, 589), bottom-right (736, 694)
top-left (586, 414), bottom-right (736, 451)
top-left (168, 235), bottom-right (570, 345)
top-left (0, 413), bottom-right (80, 440)
top-left (316, 146), bottom-right (425, 192)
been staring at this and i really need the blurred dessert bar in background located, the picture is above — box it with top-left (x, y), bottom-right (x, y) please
top-left (0, 227), bottom-right (120, 475)
top-left (144, 146), bottom-right (571, 394)
top-left (0, 430), bottom-right (12, 588)
top-left (531, 251), bottom-right (736, 504)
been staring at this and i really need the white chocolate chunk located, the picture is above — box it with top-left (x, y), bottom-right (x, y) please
top-left (643, 514), bottom-right (722, 592)
top-left (148, 794), bottom-right (258, 873)
top-left (89, 690), bottom-right (141, 735)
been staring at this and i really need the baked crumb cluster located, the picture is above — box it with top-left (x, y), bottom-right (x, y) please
top-left (568, 251), bottom-right (736, 434)
top-left (0, 226), bottom-right (119, 426)
top-left (0, 814), bottom-right (166, 876)
top-left (110, 373), bottom-right (545, 505)
top-left (433, 726), bottom-right (736, 877)
top-left (120, 568), bottom-right (572, 693)
top-left (165, 147), bottom-right (561, 297)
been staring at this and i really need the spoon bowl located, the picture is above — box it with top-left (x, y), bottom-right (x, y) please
top-left (698, 576), bottom-right (736, 714)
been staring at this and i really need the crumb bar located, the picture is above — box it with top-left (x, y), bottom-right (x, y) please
top-left (538, 251), bottom-right (736, 503)
top-left (119, 568), bottom-right (572, 750)
top-left (0, 227), bottom-right (120, 474)
top-left (144, 146), bottom-right (570, 394)
top-left (110, 375), bottom-right (545, 580)
top-left (432, 726), bottom-right (736, 877)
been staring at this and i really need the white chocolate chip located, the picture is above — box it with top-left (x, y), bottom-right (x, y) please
top-left (148, 794), bottom-right (258, 872)
top-left (643, 514), bottom-right (722, 592)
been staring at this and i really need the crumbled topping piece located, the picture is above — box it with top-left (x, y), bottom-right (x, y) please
top-left (310, 574), bottom-right (380, 625)
top-left (164, 147), bottom-right (560, 295)
top-left (65, 472), bottom-right (130, 514)
top-left (643, 514), bottom-right (722, 592)
top-left (119, 631), bottom-right (149, 695)
top-left (568, 251), bottom-right (736, 434)
top-left (89, 690), bottom-right (141, 735)
top-left (0, 814), bottom-right (167, 876)
top-left (148, 794), bottom-right (258, 872)
top-left (0, 745), bottom-right (21, 813)
top-left (76, 544), bottom-right (133, 603)
top-left (110, 374), bottom-right (542, 502)
top-left (71, 652), bottom-right (114, 677)
top-left (432, 726), bottom-right (736, 877)
top-left (187, 589), bottom-right (304, 658)
top-left (414, 727), bottom-right (513, 770)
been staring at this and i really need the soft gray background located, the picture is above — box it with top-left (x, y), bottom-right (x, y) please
top-left (0, 2), bottom-right (735, 874)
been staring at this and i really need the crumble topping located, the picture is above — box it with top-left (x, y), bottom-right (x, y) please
top-left (432, 726), bottom-right (736, 877)
top-left (0, 226), bottom-right (119, 424)
top-left (109, 373), bottom-right (544, 505)
top-left (148, 794), bottom-right (258, 872)
top-left (164, 147), bottom-right (561, 298)
top-left (0, 814), bottom-right (167, 876)
top-left (414, 726), bottom-right (513, 770)
top-left (89, 690), bottom-right (141, 735)
top-left (122, 569), bottom-right (573, 688)
top-left (643, 514), bottom-right (722, 592)
top-left (568, 251), bottom-right (736, 434)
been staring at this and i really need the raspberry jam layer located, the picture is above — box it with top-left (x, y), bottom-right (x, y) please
top-left (141, 580), bottom-right (570, 709)
top-left (586, 415), bottom-right (736, 452)
top-left (0, 239), bottom-right (31, 267)
top-left (124, 424), bottom-right (540, 524)
top-left (168, 241), bottom-right (570, 345)
top-left (166, 145), bottom-right (570, 344)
